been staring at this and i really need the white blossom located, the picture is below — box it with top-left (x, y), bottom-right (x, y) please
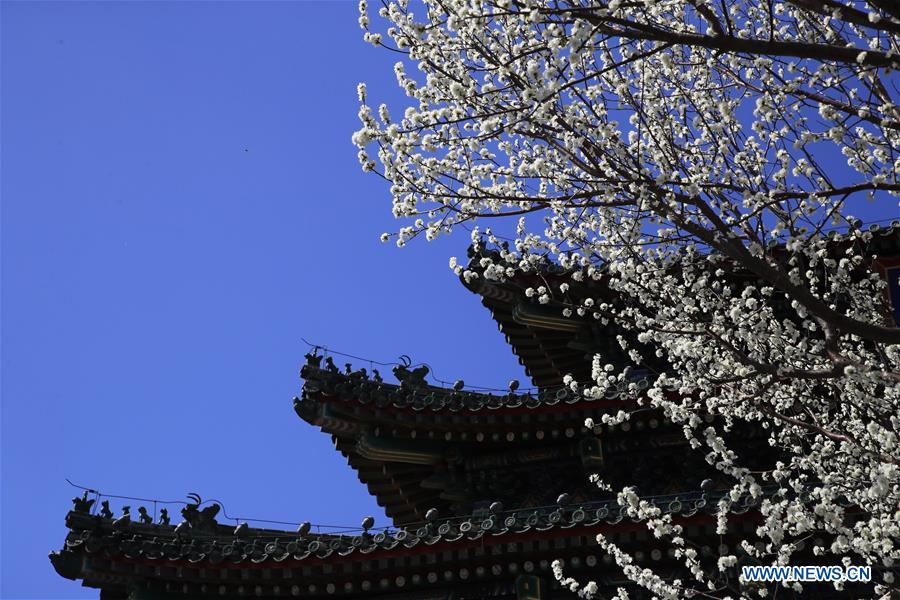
top-left (355, 2), bottom-right (900, 597)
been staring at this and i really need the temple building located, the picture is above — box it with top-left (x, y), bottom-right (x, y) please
top-left (50, 222), bottom-right (900, 599)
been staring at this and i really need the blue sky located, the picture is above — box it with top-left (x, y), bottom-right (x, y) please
top-left (3, 3), bottom-right (897, 599)
top-left (1, 2), bottom-right (526, 597)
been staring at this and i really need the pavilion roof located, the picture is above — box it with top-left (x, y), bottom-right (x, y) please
top-left (461, 220), bottom-right (900, 386)
top-left (296, 362), bottom-right (672, 524)
top-left (298, 362), bottom-right (653, 416)
top-left (51, 487), bottom-right (763, 599)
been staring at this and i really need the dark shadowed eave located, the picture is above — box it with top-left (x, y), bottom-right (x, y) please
top-left (295, 362), bottom-right (664, 526)
top-left (460, 250), bottom-right (647, 388)
top-left (460, 220), bottom-right (900, 387)
top-left (50, 487), bottom-right (771, 600)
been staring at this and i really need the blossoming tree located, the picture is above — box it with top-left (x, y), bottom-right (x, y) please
top-left (352, 1), bottom-right (899, 597)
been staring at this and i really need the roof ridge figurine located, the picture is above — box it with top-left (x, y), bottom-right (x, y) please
top-left (71, 491), bottom-right (94, 514)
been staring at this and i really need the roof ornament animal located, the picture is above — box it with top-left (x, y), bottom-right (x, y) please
top-left (393, 358), bottom-right (429, 390)
top-left (303, 349), bottom-right (322, 368)
top-left (99, 500), bottom-right (113, 519)
top-left (158, 508), bottom-right (171, 526)
top-left (137, 506), bottom-right (153, 524)
top-left (112, 506), bottom-right (131, 529)
top-left (181, 493), bottom-right (220, 533)
top-left (71, 491), bottom-right (95, 514)
top-left (361, 516), bottom-right (375, 533)
top-left (296, 521), bottom-right (311, 536)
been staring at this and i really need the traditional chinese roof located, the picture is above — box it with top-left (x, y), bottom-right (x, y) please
top-left (53, 219), bottom-right (897, 597)
top-left (296, 363), bottom-right (694, 526)
top-left (50, 488), bottom-right (762, 600)
top-left (789, 219), bottom-right (900, 256)
top-left (298, 362), bottom-right (654, 415)
top-left (462, 220), bottom-right (900, 386)
top-left (460, 262), bottom-right (608, 388)
top-left (460, 247), bottom-right (662, 388)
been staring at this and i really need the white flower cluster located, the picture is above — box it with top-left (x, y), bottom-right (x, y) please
top-left (355, 1), bottom-right (900, 597)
